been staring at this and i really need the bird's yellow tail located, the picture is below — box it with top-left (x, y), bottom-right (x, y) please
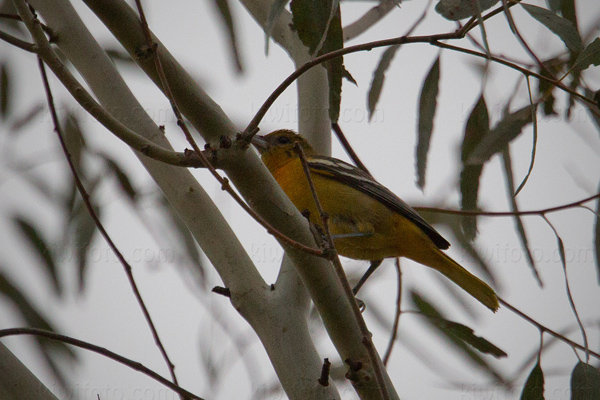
top-left (415, 249), bottom-right (499, 312)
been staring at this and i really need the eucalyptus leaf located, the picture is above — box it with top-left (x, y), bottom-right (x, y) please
top-left (595, 179), bottom-right (600, 284)
top-left (10, 102), bottom-right (44, 133)
top-left (265, 0), bottom-right (290, 53)
top-left (521, 4), bottom-right (583, 53)
top-left (71, 199), bottom-right (100, 292)
top-left (501, 148), bottom-right (541, 285)
top-left (0, 270), bottom-right (77, 381)
top-left (466, 105), bottom-right (534, 165)
top-left (573, 38), bottom-right (600, 72)
top-left (460, 95), bottom-right (489, 240)
top-left (14, 217), bottom-right (61, 296)
top-left (411, 291), bottom-right (508, 384)
top-left (571, 361), bottom-right (600, 400)
top-left (416, 56), bottom-right (440, 190)
top-left (0, 62), bottom-right (10, 120)
top-left (63, 112), bottom-right (86, 175)
top-left (520, 362), bottom-right (544, 400)
top-left (211, 0), bottom-right (243, 72)
top-left (290, 0), bottom-right (336, 55)
top-left (102, 155), bottom-right (137, 202)
top-left (368, 45), bottom-right (400, 121)
top-left (435, 0), bottom-right (499, 21)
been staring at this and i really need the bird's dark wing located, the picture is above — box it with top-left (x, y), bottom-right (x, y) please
top-left (307, 155), bottom-right (450, 249)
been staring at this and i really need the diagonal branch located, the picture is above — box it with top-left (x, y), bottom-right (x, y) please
top-left (36, 52), bottom-right (182, 397)
top-left (0, 328), bottom-right (203, 400)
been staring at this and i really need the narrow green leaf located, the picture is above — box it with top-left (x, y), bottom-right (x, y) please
top-left (559, 0), bottom-right (578, 30)
top-left (0, 270), bottom-right (57, 333)
top-left (584, 88), bottom-right (600, 138)
top-left (442, 320), bottom-right (507, 358)
top-left (521, 4), bottom-right (583, 53)
top-left (290, 0), bottom-right (347, 122)
top-left (102, 155), bottom-right (137, 202)
top-left (435, 0), bottom-right (499, 21)
top-left (0, 270), bottom-right (77, 386)
top-left (538, 66), bottom-right (558, 116)
top-left (39, 350), bottom-right (69, 392)
top-left (571, 362), bottom-right (600, 400)
top-left (460, 95), bottom-right (489, 240)
top-left (63, 112), bottom-right (86, 175)
top-left (265, 0), bottom-right (290, 53)
top-left (416, 56), bottom-right (441, 190)
top-left (501, 148), bottom-right (542, 285)
top-left (290, 0), bottom-right (335, 55)
top-left (368, 45), bottom-right (400, 120)
top-left (520, 362), bottom-right (545, 400)
top-left (10, 103), bottom-right (45, 133)
top-left (159, 195), bottom-right (204, 286)
top-left (543, 215), bottom-right (589, 359)
top-left (211, 0), bottom-right (243, 72)
top-left (411, 291), bottom-right (508, 383)
top-left (322, 5), bottom-right (345, 123)
top-left (71, 199), bottom-right (99, 292)
top-left (573, 38), bottom-right (600, 72)
top-left (467, 105), bottom-right (534, 165)
top-left (0, 62), bottom-right (10, 120)
top-left (14, 217), bottom-right (61, 295)
top-left (546, 0), bottom-right (561, 13)
top-left (595, 180), bottom-right (600, 284)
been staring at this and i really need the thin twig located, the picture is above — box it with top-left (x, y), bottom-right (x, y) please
top-left (498, 298), bottom-right (600, 360)
top-left (331, 123), bottom-right (372, 176)
top-left (0, 328), bottom-right (203, 400)
top-left (501, 0), bottom-right (552, 78)
top-left (541, 215), bottom-right (589, 362)
top-left (0, 28), bottom-right (35, 51)
top-left (383, 258), bottom-right (402, 366)
top-left (293, 142), bottom-right (391, 400)
top-left (513, 75), bottom-right (538, 197)
top-left (11, 3), bottom-right (194, 168)
top-left (243, 0), bottom-right (590, 136)
top-left (36, 54), bottom-right (184, 396)
top-left (415, 193), bottom-right (600, 217)
top-left (132, 0), bottom-right (324, 259)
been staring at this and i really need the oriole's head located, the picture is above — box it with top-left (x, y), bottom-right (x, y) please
top-left (252, 130), bottom-right (315, 171)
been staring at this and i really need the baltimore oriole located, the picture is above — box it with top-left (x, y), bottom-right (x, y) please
top-left (252, 130), bottom-right (498, 312)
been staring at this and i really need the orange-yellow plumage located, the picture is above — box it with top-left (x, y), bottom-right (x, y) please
top-left (253, 130), bottom-right (498, 312)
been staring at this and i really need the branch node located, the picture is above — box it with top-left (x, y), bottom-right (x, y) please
top-left (212, 286), bottom-right (231, 297)
top-left (344, 358), bottom-right (367, 383)
top-left (219, 135), bottom-right (232, 149)
top-left (220, 177), bottom-right (230, 191)
top-left (317, 358), bottom-right (331, 387)
top-left (134, 44), bottom-right (154, 60)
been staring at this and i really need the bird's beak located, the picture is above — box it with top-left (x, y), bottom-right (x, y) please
top-left (251, 135), bottom-right (268, 153)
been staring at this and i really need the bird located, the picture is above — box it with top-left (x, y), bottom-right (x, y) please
top-left (252, 129), bottom-right (498, 312)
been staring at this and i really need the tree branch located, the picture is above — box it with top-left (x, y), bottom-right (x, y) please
top-left (36, 53), bottom-right (182, 395)
top-left (0, 328), bottom-right (203, 400)
top-left (0, 342), bottom-right (60, 400)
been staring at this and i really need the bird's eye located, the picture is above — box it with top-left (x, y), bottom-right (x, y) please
top-left (276, 136), bottom-right (292, 145)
